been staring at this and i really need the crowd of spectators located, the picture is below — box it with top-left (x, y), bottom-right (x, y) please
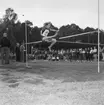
top-left (29, 46), bottom-right (102, 62)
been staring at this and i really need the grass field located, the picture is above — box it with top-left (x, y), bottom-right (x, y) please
top-left (1, 60), bottom-right (104, 82)
top-left (0, 60), bottom-right (104, 105)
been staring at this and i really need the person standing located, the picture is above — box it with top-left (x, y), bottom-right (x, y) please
top-left (15, 43), bottom-right (20, 62)
top-left (0, 33), bottom-right (11, 64)
top-left (93, 46), bottom-right (97, 61)
top-left (90, 47), bottom-right (94, 61)
top-left (20, 42), bottom-right (25, 62)
top-left (101, 47), bottom-right (104, 61)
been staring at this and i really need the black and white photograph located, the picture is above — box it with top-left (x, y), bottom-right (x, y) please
top-left (0, 0), bottom-right (103, 104)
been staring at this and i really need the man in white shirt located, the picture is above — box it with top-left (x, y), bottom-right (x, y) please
top-left (93, 47), bottom-right (97, 54)
top-left (93, 46), bottom-right (97, 61)
top-left (90, 47), bottom-right (94, 61)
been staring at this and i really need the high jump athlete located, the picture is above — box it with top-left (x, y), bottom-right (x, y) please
top-left (40, 22), bottom-right (59, 51)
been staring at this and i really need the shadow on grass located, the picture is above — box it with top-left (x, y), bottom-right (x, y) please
top-left (24, 78), bottom-right (46, 85)
top-left (8, 83), bottom-right (19, 88)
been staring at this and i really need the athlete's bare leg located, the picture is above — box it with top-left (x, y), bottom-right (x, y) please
top-left (48, 38), bottom-right (57, 51)
top-left (42, 36), bottom-right (57, 51)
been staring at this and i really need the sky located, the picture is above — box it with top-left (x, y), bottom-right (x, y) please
top-left (0, 0), bottom-right (103, 29)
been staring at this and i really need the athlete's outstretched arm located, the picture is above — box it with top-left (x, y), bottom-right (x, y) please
top-left (53, 30), bottom-right (59, 36)
top-left (47, 30), bottom-right (59, 39)
top-left (50, 28), bottom-right (58, 32)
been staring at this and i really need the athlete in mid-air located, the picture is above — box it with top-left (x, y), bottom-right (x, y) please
top-left (40, 22), bottom-right (59, 51)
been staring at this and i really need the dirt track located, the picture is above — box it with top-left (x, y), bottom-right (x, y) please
top-left (0, 61), bottom-right (104, 105)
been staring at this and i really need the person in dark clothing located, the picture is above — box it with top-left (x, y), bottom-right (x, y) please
top-left (0, 33), bottom-right (11, 64)
top-left (20, 42), bottom-right (25, 62)
top-left (15, 43), bottom-right (20, 62)
top-left (87, 48), bottom-right (91, 61)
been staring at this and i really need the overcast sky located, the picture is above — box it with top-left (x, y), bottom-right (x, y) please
top-left (0, 0), bottom-right (103, 29)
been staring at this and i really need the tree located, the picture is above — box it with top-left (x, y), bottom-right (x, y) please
top-left (0, 18), bottom-right (9, 35)
top-left (13, 21), bottom-right (22, 43)
top-left (4, 8), bottom-right (17, 23)
top-left (25, 20), bottom-right (33, 27)
top-left (14, 21), bottom-right (21, 32)
top-left (21, 20), bottom-right (33, 43)
top-left (3, 8), bottom-right (18, 51)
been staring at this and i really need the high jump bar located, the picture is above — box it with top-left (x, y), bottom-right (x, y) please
top-left (25, 31), bottom-right (98, 45)
top-left (59, 31), bottom-right (98, 40)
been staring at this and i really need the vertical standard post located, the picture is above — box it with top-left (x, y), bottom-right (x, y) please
top-left (98, 0), bottom-right (100, 73)
top-left (25, 21), bottom-right (28, 67)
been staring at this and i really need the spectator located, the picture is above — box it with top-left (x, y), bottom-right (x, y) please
top-left (20, 42), bottom-right (25, 62)
top-left (15, 43), bottom-right (20, 62)
top-left (76, 49), bottom-right (80, 61)
top-left (87, 47), bottom-right (91, 61)
top-left (79, 48), bottom-right (83, 62)
top-left (0, 33), bottom-right (11, 64)
top-left (99, 46), bottom-right (102, 61)
top-left (85, 48), bottom-right (88, 61)
top-left (93, 47), bottom-right (97, 61)
top-left (90, 47), bottom-right (94, 61)
top-left (102, 47), bottom-right (104, 61)
top-left (82, 49), bottom-right (86, 61)
top-left (74, 49), bottom-right (77, 61)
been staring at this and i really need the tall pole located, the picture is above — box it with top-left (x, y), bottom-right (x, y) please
top-left (22, 14), bottom-right (32, 68)
top-left (98, 0), bottom-right (100, 73)
top-left (25, 21), bottom-right (28, 67)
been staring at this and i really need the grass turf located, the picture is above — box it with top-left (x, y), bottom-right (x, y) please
top-left (0, 60), bottom-right (104, 83)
